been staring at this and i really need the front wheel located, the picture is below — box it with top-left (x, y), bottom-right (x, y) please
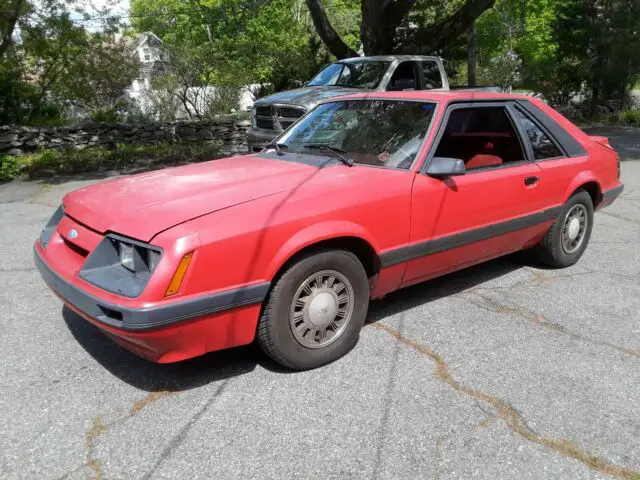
top-left (257, 250), bottom-right (370, 370)
top-left (537, 190), bottom-right (594, 268)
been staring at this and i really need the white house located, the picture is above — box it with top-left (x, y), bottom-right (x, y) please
top-left (125, 32), bottom-right (256, 119)
top-left (128, 32), bottom-right (168, 94)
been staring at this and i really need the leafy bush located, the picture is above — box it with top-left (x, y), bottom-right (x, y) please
top-left (19, 142), bottom-right (222, 178)
top-left (0, 155), bottom-right (20, 182)
top-left (477, 52), bottom-right (522, 91)
top-left (616, 110), bottom-right (640, 126)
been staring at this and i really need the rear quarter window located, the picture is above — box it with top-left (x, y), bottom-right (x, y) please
top-left (513, 109), bottom-right (564, 160)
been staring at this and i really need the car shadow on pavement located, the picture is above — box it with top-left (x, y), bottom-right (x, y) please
top-left (366, 252), bottom-right (531, 324)
top-left (63, 252), bottom-right (535, 388)
top-left (63, 306), bottom-right (262, 392)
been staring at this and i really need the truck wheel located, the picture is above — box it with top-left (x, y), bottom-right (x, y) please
top-left (257, 250), bottom-right (370, 370)
top-left (538, 190), bottom-right (594, 268)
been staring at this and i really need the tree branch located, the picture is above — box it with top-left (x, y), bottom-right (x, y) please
top-left (397, 0), bottom-right (496, 53)
top-left (305, 0), bottom-right (358, 59)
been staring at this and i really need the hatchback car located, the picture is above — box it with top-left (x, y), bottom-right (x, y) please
top-left (35, 91), bottom-right (623, 370)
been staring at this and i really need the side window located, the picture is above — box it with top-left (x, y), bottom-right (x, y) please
top-left (434, 106), bottom-right (526, 171)
top-left (514, 109), bottom-right (564, 160)
top-left (421, 61), bottom-right (443, 89)
top-left (388, 62), bottom-right (418, 91)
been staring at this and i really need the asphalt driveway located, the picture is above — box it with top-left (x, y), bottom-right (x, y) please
top-left (0, 127), bottom-right (638, 480)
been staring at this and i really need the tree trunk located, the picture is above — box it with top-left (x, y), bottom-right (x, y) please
top-left (306, 0), bottom-right (496, 58)
top-left (0, 0), bottom-right (25, 59)
top-left (360, 0), bottom-right (400, 55)
top-left (305, 0), bottom-right (359, 59)
top-left (467, 22), bottom-right (477, 87)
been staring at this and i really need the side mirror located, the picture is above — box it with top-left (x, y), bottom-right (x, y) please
top-left (426, 157), bottom-right (466, 178)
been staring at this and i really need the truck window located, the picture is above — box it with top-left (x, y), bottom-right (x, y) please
top-left (388, 62), bottom-right (419, 91)
top-left (422, 61), bottom-right (443, 89)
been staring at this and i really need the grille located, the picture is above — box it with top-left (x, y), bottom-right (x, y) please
top-left (255, 106), bottom-right (272, 117)
top-left (254, 104), bottom-right (306, 132)
top-left (256, 117), bottom-right (274, 130)
top-left (279, 106), bottom-right (305, 118)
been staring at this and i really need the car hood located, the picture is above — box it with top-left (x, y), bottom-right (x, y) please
top-left (63, 155), bottom-right (315, 242)
top-left (255, 86), bottom-right (363, 110)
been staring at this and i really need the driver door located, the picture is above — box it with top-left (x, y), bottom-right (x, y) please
top-left (401, 102), bottom-right (551, 286)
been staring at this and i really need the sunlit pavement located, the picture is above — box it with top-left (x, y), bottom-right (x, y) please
top-left (1, 127), bottom-right (638, 480)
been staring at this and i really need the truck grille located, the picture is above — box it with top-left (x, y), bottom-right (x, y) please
top-left (254, 105), bottom-right (306, 132)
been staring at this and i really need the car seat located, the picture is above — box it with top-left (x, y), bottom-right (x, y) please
top-left (466, 142), bottom-right (503, 169)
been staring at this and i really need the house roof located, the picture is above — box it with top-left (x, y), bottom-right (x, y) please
top-left (133, 32), bottom-right (163, 51)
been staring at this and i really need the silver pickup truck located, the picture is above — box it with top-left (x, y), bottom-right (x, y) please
top-left (247, 55), bottom-right (455, 152)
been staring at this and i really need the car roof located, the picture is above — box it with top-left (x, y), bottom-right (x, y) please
top-left (316, 90), bottom-right (531, 103)
top-left (340, 55), bottom-right (441, 63)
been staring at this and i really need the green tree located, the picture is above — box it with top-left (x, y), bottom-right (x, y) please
top-left (130, 0), bottom-right (349, 88)
top-left (0, 0), bottom-right (137, 123)
top-left (554, 0), bottom-right (640, 109)
top-left (0, 0), bottom-right (27, 59)
top-left (57, 35), bottom-right (140, 119)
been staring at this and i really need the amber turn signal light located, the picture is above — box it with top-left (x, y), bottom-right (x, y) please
top-left (165, 252), bottom-right (193, 297)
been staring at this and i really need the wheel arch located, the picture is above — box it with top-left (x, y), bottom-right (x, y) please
top-left (564, 172), bottom-right (602, 207)
top-left (266, 223), bottom-right (382, 284)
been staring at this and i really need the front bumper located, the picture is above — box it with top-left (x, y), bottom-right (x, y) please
top-left (35, 245), bottom-right (270, 362)
top-left (246, 128), bottom-right (278, 153)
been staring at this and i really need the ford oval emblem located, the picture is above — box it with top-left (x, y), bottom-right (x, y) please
top-left (68, 229), bottom-right (78, 240)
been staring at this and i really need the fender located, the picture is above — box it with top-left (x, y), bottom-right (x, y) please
top-left (562, 170), bottom-right (601, 203)
top-left (265, 220), bottom-right (381, 280)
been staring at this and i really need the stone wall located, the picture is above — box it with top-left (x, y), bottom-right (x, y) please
top-left (0, 119), bottom-right (251, 156)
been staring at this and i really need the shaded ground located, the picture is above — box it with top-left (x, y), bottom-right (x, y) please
top-left (0, 128), bottom-right (638, 480)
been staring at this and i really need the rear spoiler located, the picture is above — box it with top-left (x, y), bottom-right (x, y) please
top-left (589, 135), bottom-right (614, 150)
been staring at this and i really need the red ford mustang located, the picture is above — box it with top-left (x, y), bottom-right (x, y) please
top-left (35, 91), bottom-right (623, 370)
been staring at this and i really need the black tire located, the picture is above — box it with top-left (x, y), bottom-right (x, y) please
top-left (257, 250), bottom-right (370, 370)
top-left (538, 190), bottom-right (594, 268)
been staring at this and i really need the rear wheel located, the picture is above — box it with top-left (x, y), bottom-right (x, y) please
top-left (257, 250), bottom-right (369, 370)
top-left (538, 190), bottom-right (594, 268)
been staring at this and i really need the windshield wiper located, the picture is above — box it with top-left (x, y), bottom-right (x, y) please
top-left (264, 142), bottom-right (286, 156)
top-left (302, 144), bottom-right (354, 167)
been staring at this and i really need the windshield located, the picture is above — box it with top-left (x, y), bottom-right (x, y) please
top-left (276, 100), bottom-right (436, 169)
top-left (308, 61), bottom-right (391, 89)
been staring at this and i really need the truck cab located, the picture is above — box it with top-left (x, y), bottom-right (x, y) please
top-left (247, 55), bottom-right (449, 152)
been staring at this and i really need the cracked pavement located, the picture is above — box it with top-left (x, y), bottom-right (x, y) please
top-left (1, 127), bottom-right (639, 480)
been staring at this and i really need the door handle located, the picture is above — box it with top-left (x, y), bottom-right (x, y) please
top-left (524, 176), bottom-right (540, 186)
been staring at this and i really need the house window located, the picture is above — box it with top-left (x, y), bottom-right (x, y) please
top-left (143, 48), bottom-right (151, 61)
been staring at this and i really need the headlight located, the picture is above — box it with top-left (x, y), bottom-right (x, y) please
top-left (119, 243), bottom-right (135, 272)
top-left (79, 234), bottom-right (163, 298)
top-left (40, 205), bottom-right (64, 248)
top-left (118, 240), bottom-right (162, 273)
